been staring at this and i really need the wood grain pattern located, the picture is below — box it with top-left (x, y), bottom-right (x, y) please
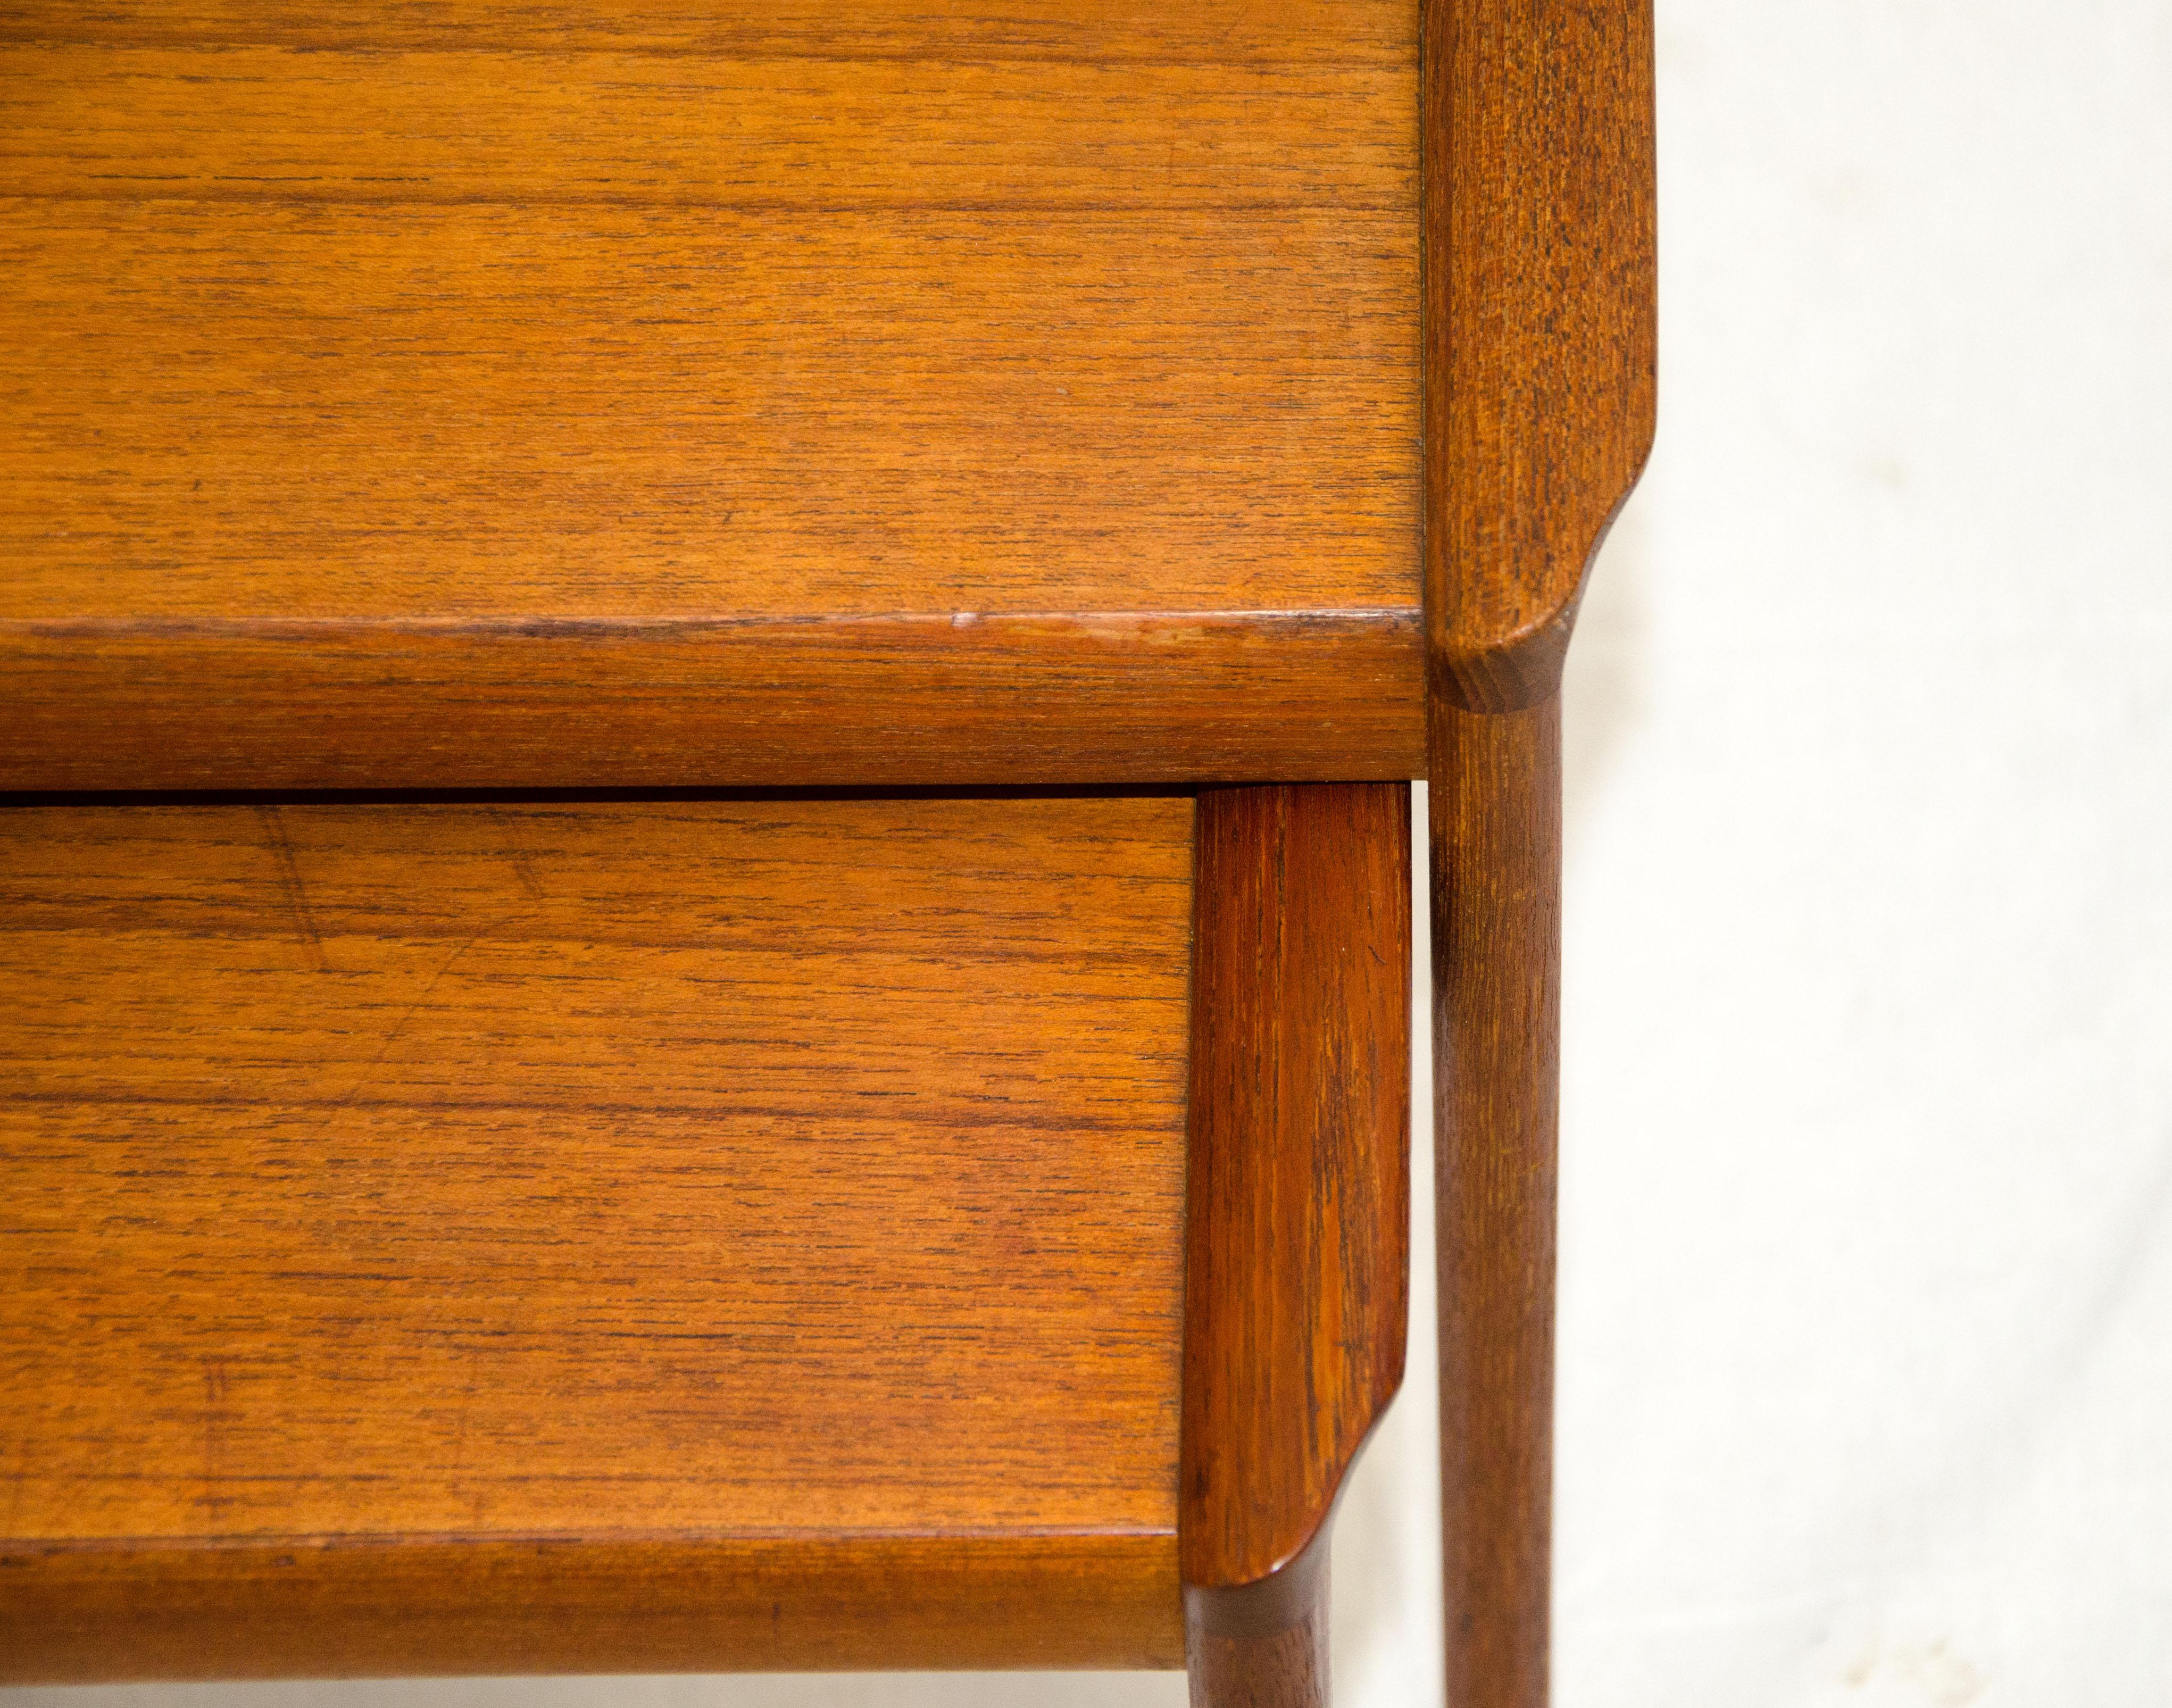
top-left (0, 0), bottom-right (1421, 788)
top-left (1421, 0), bottom-right (1657, 711)
top-left (1421, 2), bottom-right (1655, 1703)
top-left (1181, 784), bottom-right (1410, 1596)
top-left (1430, 698), bottom-right (1560, 1708)
top-left (0, 614), bottom-right (1424, 791)
top-left (4, 1535), bottom-right (1178, 1682)
top-left (0, 795), bottom-right (1193, 1678)
top-left (1184, 1524), bottom-right (1333, 1708)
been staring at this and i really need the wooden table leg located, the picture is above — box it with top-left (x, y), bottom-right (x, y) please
top-left (1420, 0), bottom-right (1655, 1693)
top-left (1181, 784), bottom-right (1413, 1708)
top-left (1432, 694), bottom-right (1562, 1708)
top-left (1184, 1526), bottom-right (1333, 1708)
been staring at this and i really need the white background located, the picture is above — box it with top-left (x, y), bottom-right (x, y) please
top-left (15, 0), bottom-right (2172, 1703)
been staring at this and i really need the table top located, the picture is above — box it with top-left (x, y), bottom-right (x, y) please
top-left (0, 794), bottom-right (1194, 1672)
top-left (0, 1), bottom-right (1422, 789)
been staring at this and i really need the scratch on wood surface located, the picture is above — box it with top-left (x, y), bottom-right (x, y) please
top-left (491, 806), bottom-right (547, 901)
top-left (324, 934), bottom-right (477, 1120)
top-left (255, 805), bottom-right (327, 973)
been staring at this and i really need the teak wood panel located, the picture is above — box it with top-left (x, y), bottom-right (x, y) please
top-left (0, 0), bottom-right (1423, 789)
top-left (1421, 0), bottom-right (1657, 710)
top-left (0, 614), bottom-right (1425, 793)
top-left (1181, 783), bottom-right (1409, 1707)
top-left (6, 1537), bottom-right (1175, 1681)
top-left (0, 796), bottom-right (1192, 1679)
top-left (1183, 784), bottom-right (1410, 1590)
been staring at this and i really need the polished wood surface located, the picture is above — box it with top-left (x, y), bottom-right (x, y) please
top-left (0, 795), bottom-right (1193, 1679)
top-left (1430, 698), bottom-right (1561, 1708)
top-left (1184, 1526), bottom-right (1333, 1708)
top-left (1421, 0), bottom-right (1657, 711)
top-left (7, 1536), bottom-right (1177, 1681)
top-left (0, 0), bottom-right (1421, 789)
top-left (1181, 784), bottom-right (1410, 1597)
top-left (1420, 1), bottom-right (1656, 1701)
top-left (0, 615), bottom-right (1424, 792)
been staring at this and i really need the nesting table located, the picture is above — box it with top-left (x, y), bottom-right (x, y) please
top-left (0, 4), bottom-right (1654, 1702)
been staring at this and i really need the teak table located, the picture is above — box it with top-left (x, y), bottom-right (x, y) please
top-left (0, 4), bottom-right (1654, 1704)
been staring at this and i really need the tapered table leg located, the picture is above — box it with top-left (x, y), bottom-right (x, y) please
top-left (1432, 693), bottom-right (1561, 1708)
top-left (1420, 0), bottom-right (1653, 1688)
